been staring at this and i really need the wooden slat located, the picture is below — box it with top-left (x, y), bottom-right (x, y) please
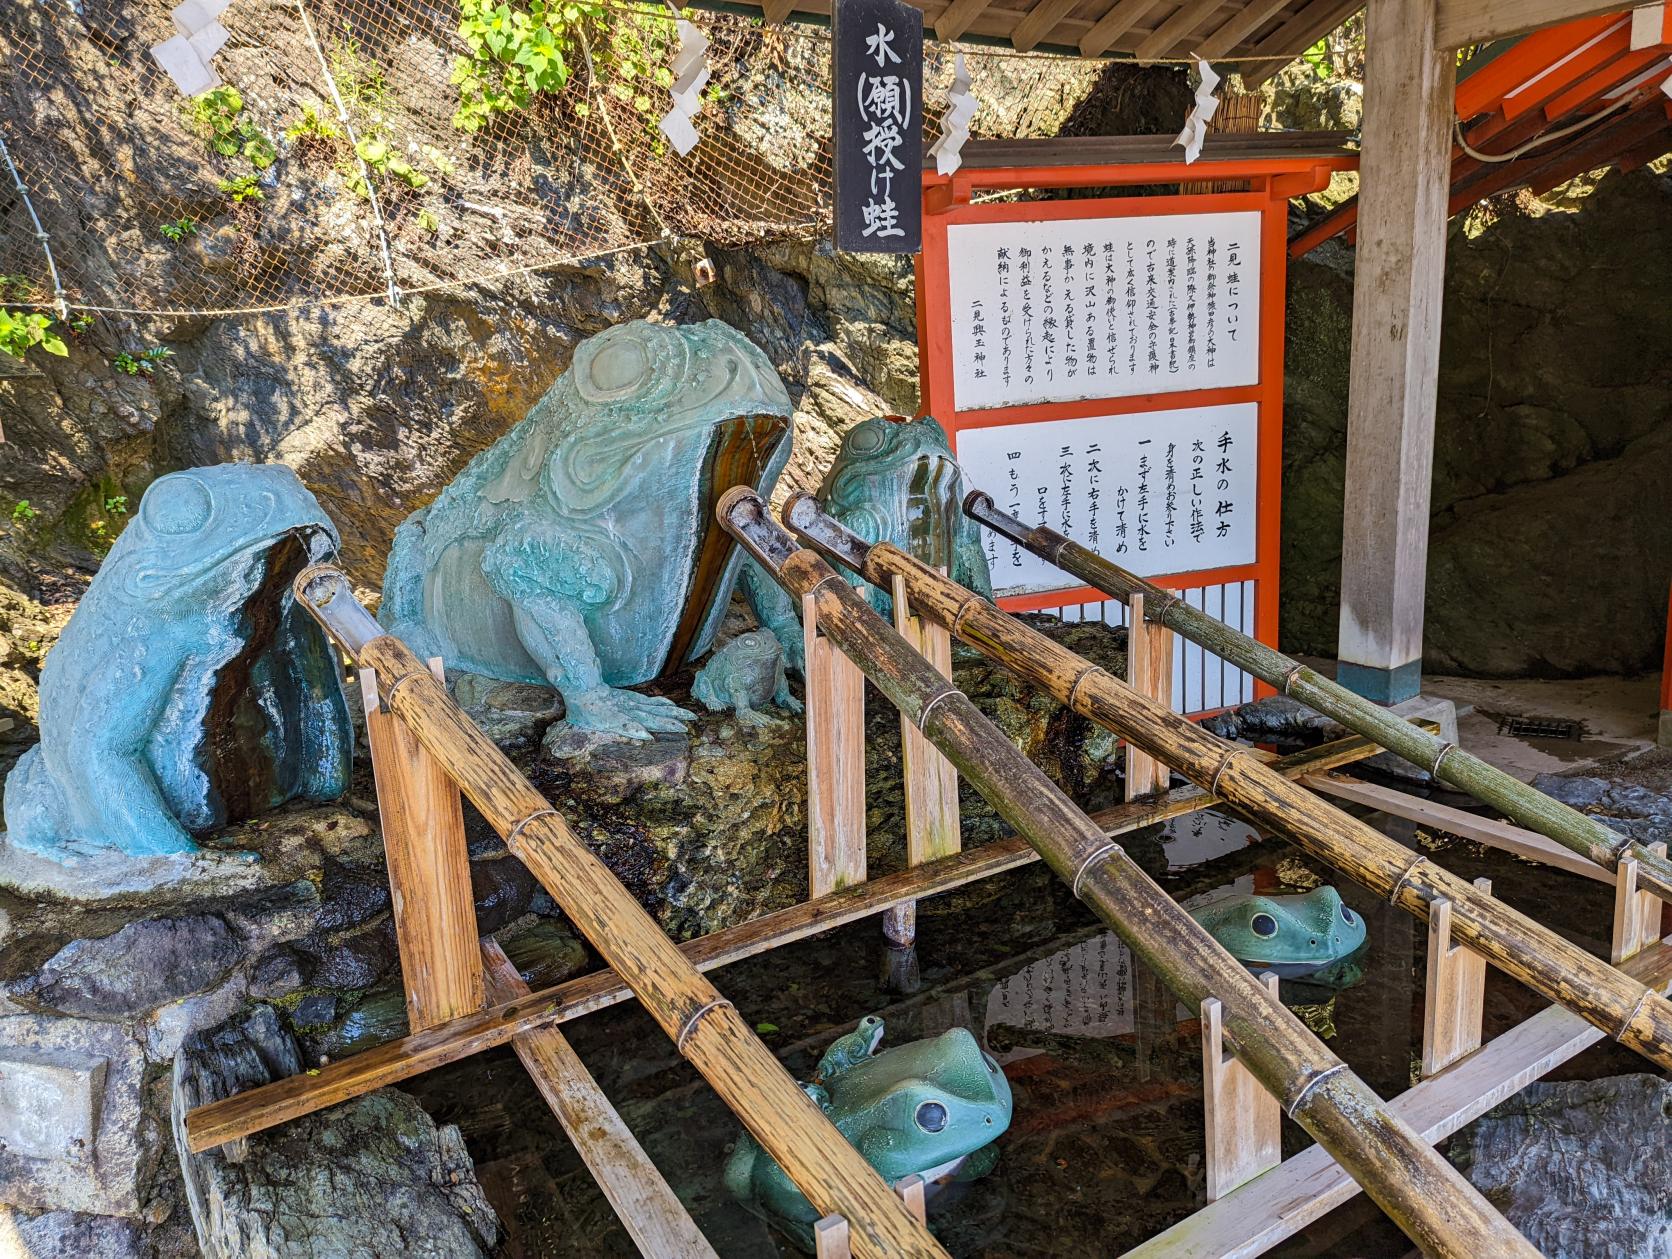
top-left (1197, 0), bottom-right (1293, 60)
top-left (1242, 0), bottom-right (1363, 90)
top-left (953, 132), bottom-right (1357, 169)
top-left (805, 590), bottom-right (868, 897)
top-left (1436, 0), bottom-right (1638, 51)
top-left (1421, 886), bottom-right (1489, 1077)
top-left (482, 940), bottom-right (720, 1258)
top-left (363, 662), bottom-right (484, 1031)
top-left (1013, 0), bottom-right (1102, 53)
top-left (1134, 0), bottom-right (1230, 62)
top-left (935, 0), bottom-right (997, 41)
top-left (1201, 973), bottom-right (1282, 1202)
top-left (1302, 772), bottom-right (1615, 884)
top-left (184, 729), bottom-right (1400, 1151)
top-left (1126, 932), bottom-right (1672, 1258)
top-left (1124, 593), bottom-right (1174, 800)
top-left (884, 574), bottom-right (961, 946)
top-left (1078, 0), bottom-right (1165, 57)
top-left (1612, 844), bottom-right (1666, 964)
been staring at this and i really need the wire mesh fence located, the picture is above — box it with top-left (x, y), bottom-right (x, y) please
top-left (0, 0), bottom-right (1101, 318)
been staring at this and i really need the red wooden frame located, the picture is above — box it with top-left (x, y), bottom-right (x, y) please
top-left (915, 160), bottom-right (1345, 699)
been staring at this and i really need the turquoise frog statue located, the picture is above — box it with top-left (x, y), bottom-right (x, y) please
top-left (3, 464), bottom-right (352, 859)
top-left (725, 1017), bottom-right (1012, 1250)
top-left (745, 415), bottom-right (993, 655)
top-left (1189, 886), bottom-right (1368, 977)
top-left (380, 320), bottom-right (794, 743)
top-left (691, 629), bottom-right (801, 728)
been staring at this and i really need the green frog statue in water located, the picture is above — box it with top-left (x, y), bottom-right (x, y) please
top-left (1189, 886), bottom-right (1368, 978)
top-left (725, 1016), bottom-right (1013, 1250)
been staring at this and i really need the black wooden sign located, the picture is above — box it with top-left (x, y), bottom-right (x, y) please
top-left (832, 0), bottom-right (923, 254)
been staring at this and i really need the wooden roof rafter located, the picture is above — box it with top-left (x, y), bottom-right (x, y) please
top-left (1288, 7), bottom-right (1672, 260)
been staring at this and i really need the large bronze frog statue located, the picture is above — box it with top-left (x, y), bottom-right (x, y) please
top-left (725, 1017), bottom-right (1012, 1251)
top-left (379, 320), bottom-right (794, 742)
top-left (746, 415), bottom-right (993, 658)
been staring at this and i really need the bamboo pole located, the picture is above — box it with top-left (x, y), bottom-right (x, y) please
top-left (784, 494), bottom-right (1672, 1074)
top-left (283, 567), bottom-right (946, 1259)
top-left (964, 490), bottom-right (1672, 903)
top-left (721, 490), bottom-right (1537, 1259)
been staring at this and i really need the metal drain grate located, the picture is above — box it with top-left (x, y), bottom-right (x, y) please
top-left (1499, 715), bottom-right (1582, 740)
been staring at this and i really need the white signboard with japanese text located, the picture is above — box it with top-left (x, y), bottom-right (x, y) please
top-left (959, 402), bottom-right (1258, 597)
top-left (946, 211), bottom-right (1261, 411)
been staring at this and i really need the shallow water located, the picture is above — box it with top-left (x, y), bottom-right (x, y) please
top-left (411, 797), bottom-right (1641, 1258)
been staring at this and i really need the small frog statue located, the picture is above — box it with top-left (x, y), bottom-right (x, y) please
top-left (379, 319), bottom-right (795, 743)
top-left (1189, 886), bottom-right (1368, 978)
top-left (3, 464), bottom-right (352, 860)
top-left (690, 629), bottom-right (802, 728)
top-left (745, 415), bottom-right (993, 654)
top-left (725, 1016), bottom-right (1012, 1251)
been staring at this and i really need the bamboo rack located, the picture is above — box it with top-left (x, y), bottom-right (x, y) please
top-left (253, 566), bottom-right (947, 1259)
top-left (964, 490), bottom-right (1672, 902)
top-left (720, 489), bottom-right (1536, 1259)
top-left (182, 727), bottom-right (1399, 1149)
top-left (782, 494), bottom-right (1672, 1074)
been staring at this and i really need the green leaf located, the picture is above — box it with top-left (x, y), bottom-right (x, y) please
top-left (754, 1022), bottom-right (779, 1034)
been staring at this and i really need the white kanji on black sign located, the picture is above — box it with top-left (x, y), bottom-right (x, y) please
top-left (833, 0), bottom-right (921, 254)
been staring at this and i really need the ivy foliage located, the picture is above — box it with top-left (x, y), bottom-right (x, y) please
top-left (190, 86), bottom-right (277, 170)
top-left (452, 0), bottom-right (607, 132)
top-left (0, 308), bottom-right (67, 360)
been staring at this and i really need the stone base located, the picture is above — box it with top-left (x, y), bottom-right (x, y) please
top-left (1660, 709), bottom-right (1672, 750)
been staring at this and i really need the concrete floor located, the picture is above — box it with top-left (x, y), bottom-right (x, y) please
top-left (1298, 657), bottom-right (1665, 784)
top-left (1425, 673), bottom-right (1664, 783)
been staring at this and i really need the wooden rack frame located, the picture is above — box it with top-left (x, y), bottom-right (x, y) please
top-left (181, 560), bottom-right (1670, 1258)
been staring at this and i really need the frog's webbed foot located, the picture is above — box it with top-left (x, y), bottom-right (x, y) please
top-left (733, 704), bottom-right (772, 731)
top-left (565, 686), bottom-right (697, 742)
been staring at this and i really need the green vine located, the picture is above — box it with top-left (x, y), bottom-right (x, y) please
top-left (190, 86), bottom-right (277, 170)
top-left (450, 0), bottom-right (606, 132)
top-left (0, 309), bottom-right (67, 360)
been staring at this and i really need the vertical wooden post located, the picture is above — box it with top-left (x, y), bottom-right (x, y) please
top-left (1421, 881), bottom-right (1490, 1077)
top-left (894, 1174), bottom-right (928, 1224)
top-left (1201, 971), bottom-right (1282, 1202)
top-left (814, 1215), bottom-right (853, 1259)
top-left (1613, 842), bottom-right (1666, 964)
top-left (362, 659), bottom-right (483, 1030)
top-left (1333, 0), bottom-right (1457, 706)
top-left (882, 574), bottom-right (961, 947)
top-left (804, 591), bottom-right (867, 897)
top-left (1125, 592), bottom-right (1174, 799)
top-left (816, 1178), bottom-right (924, 1257)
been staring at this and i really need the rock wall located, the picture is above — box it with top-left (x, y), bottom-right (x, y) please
top-left (1282, 166), bottom-right (1672, 676)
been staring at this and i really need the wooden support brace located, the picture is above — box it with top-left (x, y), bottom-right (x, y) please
top-left (1613, 842), bottom-right (1667, 964)
top-left (882, 574), bottom-right (960, 947)
top-left (1421, 882), bottom-right (1490, 1077)
top-left (1201, 972), bottom-right (1282, 1203)
top-left (363, 659), bottom-right (484, 1030)
top-left (1124, 592), bottom-right (1174, 801)
top-left (804, 590), bottom-right (867, 898)
top-left (481, 940), bottom-right (719, 1258)
top-left (814, 1175), bottom-right (927, 1256)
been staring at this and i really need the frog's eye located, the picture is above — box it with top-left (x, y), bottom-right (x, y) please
top-left (847, 422), bottom-right (886, 454)
top-left (1250, 913), bottom-right (1279, 939)
top-left (1340, 905), bottom-right (1357, 926)
top-left (141, 476), bottom-right (213, 536)
top-left (915, 1101), bottom-right (948, 1133)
